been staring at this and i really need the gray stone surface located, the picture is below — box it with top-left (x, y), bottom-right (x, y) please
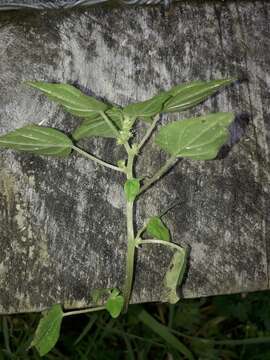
top-left (0, 1), bottom-right (269, 314)
top-left (0, 0), bottom-right (108, 10)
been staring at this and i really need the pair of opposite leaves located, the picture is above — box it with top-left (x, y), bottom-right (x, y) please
top-left (0, 79), bottom-right (235, 161)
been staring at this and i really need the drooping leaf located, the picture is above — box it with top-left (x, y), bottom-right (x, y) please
top-left (163, 79), bottom-right (235, 113)
top-left (105, 289), bottom-right (124, 318)
top-left (0, 125), bottom-right (73, 157)
top-left (163, 248), bottom-right (187, 304)
top-left (73, 108), bottom-right (123, 140)
top-left (146, 216), bottom-right (170, 241)
top-left (26, 81), bottom-right (109, 118)
top-left (30, 304), bottom-right (63, 357)
top-left (155, 112), bottom-right (234, 160)
top-left (123, 92), bottom-right (169, 119)
top-left (124, 178), bottom-right (140, 202)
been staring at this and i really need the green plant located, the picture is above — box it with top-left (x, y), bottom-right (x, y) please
top-left (0, 78), bottom-right (236, 356)
top-left (3, 293), bottom-right (270, 359)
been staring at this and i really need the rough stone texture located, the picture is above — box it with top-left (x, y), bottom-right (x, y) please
top-left (0, 0), bottom-right (109, 10)
top-left (0, 1), bottom-right (269, 314)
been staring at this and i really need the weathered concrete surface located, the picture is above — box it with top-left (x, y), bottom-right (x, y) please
top-left (0, 0), bottom-right (109, 10)
top-left (0, 1), bottom-right (269, 314)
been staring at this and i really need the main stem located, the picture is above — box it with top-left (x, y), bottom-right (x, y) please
top-left (123, 150), bottom-right (136, 313)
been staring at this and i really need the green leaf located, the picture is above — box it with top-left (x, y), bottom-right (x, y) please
top-left (26, 81), bottom-right (109, 118)
top-left (30, 304), bottom-right (63, 357)
top-left (123, 92), bottom-right (169, 119)
top-left (146, 217), bottom-right (170, 241)
top-left (124, 178), bottom-right (140, 202)
top-left (155, 112), bottom-right (234, 160)
top-left (73, 108), bottom-right (123, 140)
top-left (163, 79), bottom-right (235, 113)
top-left (0, 125), bottom-right (73, 157)
top-left (163, 248), bottom-right (187, 304)
top-left (105, 289), bottom-right (124, 318)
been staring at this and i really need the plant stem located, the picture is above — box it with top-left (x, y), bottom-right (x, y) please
top-left (63, 306), bottom-right (105, 317)
top-left (2, 317), bottom-right (11, 354)
top-left (100, 111), bottom-right (121, 139)
top-left (123, 149), bottom-right (136, 312)
top-left (138, 115), bottom-right (160, 152)
top-left (139, 156), bottom-right (178, 195)
top-left (72, 145), bottom-right (123, 173)
top-left (136, 239), bottom-right (183, 252)
top-left (100, 111), bottom-right (131, 153)
top-left (135, 223), bottom-right (148, 241)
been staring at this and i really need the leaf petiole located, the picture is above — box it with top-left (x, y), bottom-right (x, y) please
top-left (139, 156), bottom-right (178, 195)
top-left (138, 114), bottom-right (160, 152)
top-left (136, 238), bottom-right (184, 252)
top-left (72, 145), bottom-right (124, 173)
top-left (135, 223), bottom-right (148, 241)
top-left (63, 306), bottom-right (106, 317)
top-left (100, 111), bottom-right (131, 153)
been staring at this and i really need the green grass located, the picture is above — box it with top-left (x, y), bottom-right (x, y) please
top-left (1, 291), bottom-right (270, 359)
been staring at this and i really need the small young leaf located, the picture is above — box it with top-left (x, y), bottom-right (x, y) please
top-left (72, 108), bottom-right (123, 140)
top-left (30, 304), bottom-right (63, 357)
top-left (163, 79), bottom-right (235, 113)
top-left (26, 81), bottom-right (109, 118)
top-left (105, 289), bottom-right (124, 318)
top-left (0, 125), bottom-right (73, 157)
top-left (124, 179), bottom-right (140, 202)
top-left (123, 92), bottom-right (169, 119)
top-left (155, 112), bottom-right (234, 160)
top-left (146, 217), bottom-right (170, 242)
top-left (163, 248), bottom-right (187, 304)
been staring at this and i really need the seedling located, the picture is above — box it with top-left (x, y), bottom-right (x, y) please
top-left (0, 78), bottom-right (236, 356)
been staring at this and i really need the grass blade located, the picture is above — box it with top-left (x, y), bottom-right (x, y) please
top-left (137, 308), bottom-right (194, 360)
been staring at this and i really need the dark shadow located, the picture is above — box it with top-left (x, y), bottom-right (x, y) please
top-left (216, 112), bottom-right (250, 160)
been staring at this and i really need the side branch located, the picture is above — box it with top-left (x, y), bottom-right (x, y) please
top-left (139, 156), bottom-right (179, 195)
top-left (100, 111), bottom-right (131, 153)
top-left (72, 145), bottom-right (124, 173)
top-left (138, 115), bottom-right (160, 152)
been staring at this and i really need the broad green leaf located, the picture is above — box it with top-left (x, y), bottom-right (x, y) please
top-left (146, 216), bottom-right (170, 241)
top-left (26, 81), bottom-right (109, 118)
top-left (137, 308), bottom-right (194, 360)
top-left (123, 92), bottom-right (169, 119)
top-left (124, 178), bottom-right (140, 202)
top-left (105, 289), bottom-right (124, 318)
top-left (73, 108), bottom-right (123, 140)
top-left (163, 248), bottom-right (187, 304)
top-left (155, 112), bottom-right (234, 160)
top-left (163, 79), bottom-right (235, 113)
top-left (31, 304), bottom-right (63, 357)
top-left (0, 125), bottom-right (73, 157)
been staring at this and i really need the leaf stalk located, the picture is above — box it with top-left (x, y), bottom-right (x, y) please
top-left (72, 145), bottom-right (123, 173)
top-left (63, 306), bottom-right (106, 317)
top-left (139, 156), bottom-right (178, 195)
top-left (138, 114), bottom-right (160, 152)
top-left (136, 239), bottom-right (184, 252)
